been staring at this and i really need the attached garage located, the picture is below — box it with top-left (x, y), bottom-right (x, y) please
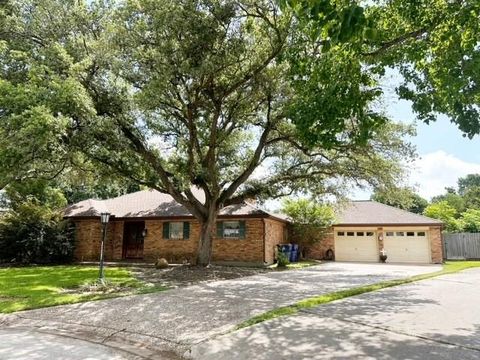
top-left (383, 230), bottom-right (431, 263)
top-left (309, 201), bottom-right (444, 264)
top-left (335, 230), bottom-right (378, 262)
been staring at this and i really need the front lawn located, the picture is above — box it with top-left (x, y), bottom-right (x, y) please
top-left (0, 265), bottom-right (165, 313)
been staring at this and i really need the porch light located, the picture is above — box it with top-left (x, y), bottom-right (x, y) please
top-left (142, 228), bottom-right (148, 237)
top-left (100, 212), bottom-right (110, 225)
top-left (98, 212), bottom-right (111, 284)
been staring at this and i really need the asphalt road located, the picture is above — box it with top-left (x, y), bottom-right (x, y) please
top-left (190, 268), bottom-right (480, 359)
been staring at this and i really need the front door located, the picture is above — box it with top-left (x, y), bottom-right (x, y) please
top-left (122, 221), bottom-right (145, 259)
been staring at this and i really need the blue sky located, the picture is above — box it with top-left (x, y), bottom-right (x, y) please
top-left (351, 97), bottom-right (480, 201)
top-left (346, 66), bottom-right (480, 202)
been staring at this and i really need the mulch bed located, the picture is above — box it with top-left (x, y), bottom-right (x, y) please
top-left (130, 264), bottom-right (271, 288)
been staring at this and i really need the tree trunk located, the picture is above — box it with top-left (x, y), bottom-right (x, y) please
top-left (196, 212), bottom-right (217, 266)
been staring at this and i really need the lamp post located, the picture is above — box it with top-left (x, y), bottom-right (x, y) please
top-left (99, 212), bottom-right (110, 285)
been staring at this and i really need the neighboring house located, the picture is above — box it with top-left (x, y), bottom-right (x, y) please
top-left (64, 189), bottom-right (288, 266)
top-left (65, 192), bottom-right (443, 265)
top-left (310, 201), bottom-right (443, 264)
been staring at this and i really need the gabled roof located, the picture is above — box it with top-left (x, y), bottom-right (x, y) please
top-left (64, 189), bottom-right (288, 222)
top-left (335, 200), bottom-right (442, 226)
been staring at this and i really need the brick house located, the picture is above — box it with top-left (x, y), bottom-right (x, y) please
top-left (65, 191), bottom-right (443, 265)
top-left (64, 189), bottom-right (288, 266)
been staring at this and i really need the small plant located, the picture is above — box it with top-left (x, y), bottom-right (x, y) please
top-left (277, 251), bottom-right (290, 267)
top-left (155, 258), bottom-right (169, 269)
top-left (379, 248), bottom-right (388, 263)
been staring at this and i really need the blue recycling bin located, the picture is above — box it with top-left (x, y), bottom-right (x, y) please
top-left (290, 244), bottom-right (299, 262)
top-left (279, 244), bottom-right (292, 262)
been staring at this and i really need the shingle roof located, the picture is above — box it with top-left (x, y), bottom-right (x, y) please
top-left (64, 189), bottom-right (288, 222)
top-left (335, 201), bottom-right (442, 226)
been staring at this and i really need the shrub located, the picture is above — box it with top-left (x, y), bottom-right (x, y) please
top-left (0, 201), bottom-right (75, 264)
top-left (277, 251), bottom-right (290, 267)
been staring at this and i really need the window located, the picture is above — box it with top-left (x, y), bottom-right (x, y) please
top-left (337, 231), bottom-right (345, 236)
top-left (396, 232), bottom-right (405, 236)
top-left (217, 221), bottom-right (246, 239)
top-left (169, 222), bottom-right (184, 239)
top-left (356, 232), bottom-right (364, 236)
top-left (407, 232), bottom-right (415, 237)
top-left (417, 231), bottom-right (426, 237)
top-left (347, 232), bottom-right (355, 236)
top-left (224, 221), bottom-right (240, 238)
top-left (366, 232), bottom-right (374, 236)
top-left (163, 222), bottom-right (190, 240)
top-left (386, 232), bottom-right (394, 236)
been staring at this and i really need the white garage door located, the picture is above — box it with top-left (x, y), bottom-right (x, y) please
top-left (335, 231), bottom-right (378, 262)
top-left (383, 231), bottom-right (430, 263)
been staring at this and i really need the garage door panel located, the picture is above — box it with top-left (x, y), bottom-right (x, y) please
top-left (335, 232), bottom-right (378, 262)
top-left (384, 231), bottom-right (430, 263)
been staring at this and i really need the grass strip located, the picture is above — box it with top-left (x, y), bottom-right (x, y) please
top-left (236, 261), bottom-right (480, 330)
top-left (269, 260), bottom-right (320, 271)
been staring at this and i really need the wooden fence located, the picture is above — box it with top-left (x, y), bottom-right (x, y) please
top-left (443, 233), bottom-right (480, 260)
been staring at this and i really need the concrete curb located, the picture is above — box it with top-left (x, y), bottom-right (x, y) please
top-left (0, 315), bottom-right (183, 360)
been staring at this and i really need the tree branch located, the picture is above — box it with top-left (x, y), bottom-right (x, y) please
top-left (361, 28), bottom-right (428, 57)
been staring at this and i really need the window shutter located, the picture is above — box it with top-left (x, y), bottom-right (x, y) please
top-left (183, 222), bottom-right (190, 239)
top-left (163, 222), bottom-right (170, 239)
top-left (239, 220), bottom-right (246, 239)
top-left (216, 221), bottom-right (223, 238)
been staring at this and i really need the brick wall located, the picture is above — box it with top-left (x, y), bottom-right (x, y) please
top-left (212, 219), bottom-right (265, 263)
top-left (143, 220), bottom-right (199, 263)
top-left (429, 226), bottom-right (443, 263)
top-left (308, 228), bottom-right (334, 260)
top-left (264, 219), bottom-right (287, 264)
top-left (73, 219), bottom-right (120, 261)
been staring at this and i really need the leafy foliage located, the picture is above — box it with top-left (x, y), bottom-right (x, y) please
top-left (276, 251), bottom-right (290, 267)
top-left (460, 209), bottom-right (480, 233)
top-left (2, 0), bottom-right (476, 264)
top-left (282, 198), bottom-right (335, 256)
top-left (423, 201), bottom-right (462, 233)
top-left (427, 173), bottom-right (480, 232)
top-left (371, 187), bottom-right (428, 214)
top-left (0, 181), bottom-right (74, 264)
top-left (286, 0), bottom-right (480, 138)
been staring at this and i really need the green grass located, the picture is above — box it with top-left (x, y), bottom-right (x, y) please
top-left (236, 261), bottom-right (480, 330)
top-left (269, 260), bottom-right (320, 270)
top-left (0, 265), bottom-right (166, 313)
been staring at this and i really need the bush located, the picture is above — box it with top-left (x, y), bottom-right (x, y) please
top-left (277, 251), bottom-right (290, 267)
top-left (0, 201), bottom-right (75, 264)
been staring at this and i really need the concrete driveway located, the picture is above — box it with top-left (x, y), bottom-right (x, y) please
top-left (0, 262), bottom-right (440, 358)
top-left (191, 268), bottom-right (480, 360)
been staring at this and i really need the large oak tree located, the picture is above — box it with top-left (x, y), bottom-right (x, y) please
top-left (1, 0), bottom-right (477, 265)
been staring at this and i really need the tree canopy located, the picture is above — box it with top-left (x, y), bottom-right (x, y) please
top-left (371, 186), bottom-right (428, 214)
top-left (285, 0), bottom-right (480, 138)
top-left (1, 0), bottom-right (478, 264)
top-left (424, 174), bottom-right (480, 233)
top-left (423, 201), bottom-right (461, 232)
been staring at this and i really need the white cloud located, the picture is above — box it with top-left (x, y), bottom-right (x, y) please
top-left (409, 150), bottom-right (480, 199)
